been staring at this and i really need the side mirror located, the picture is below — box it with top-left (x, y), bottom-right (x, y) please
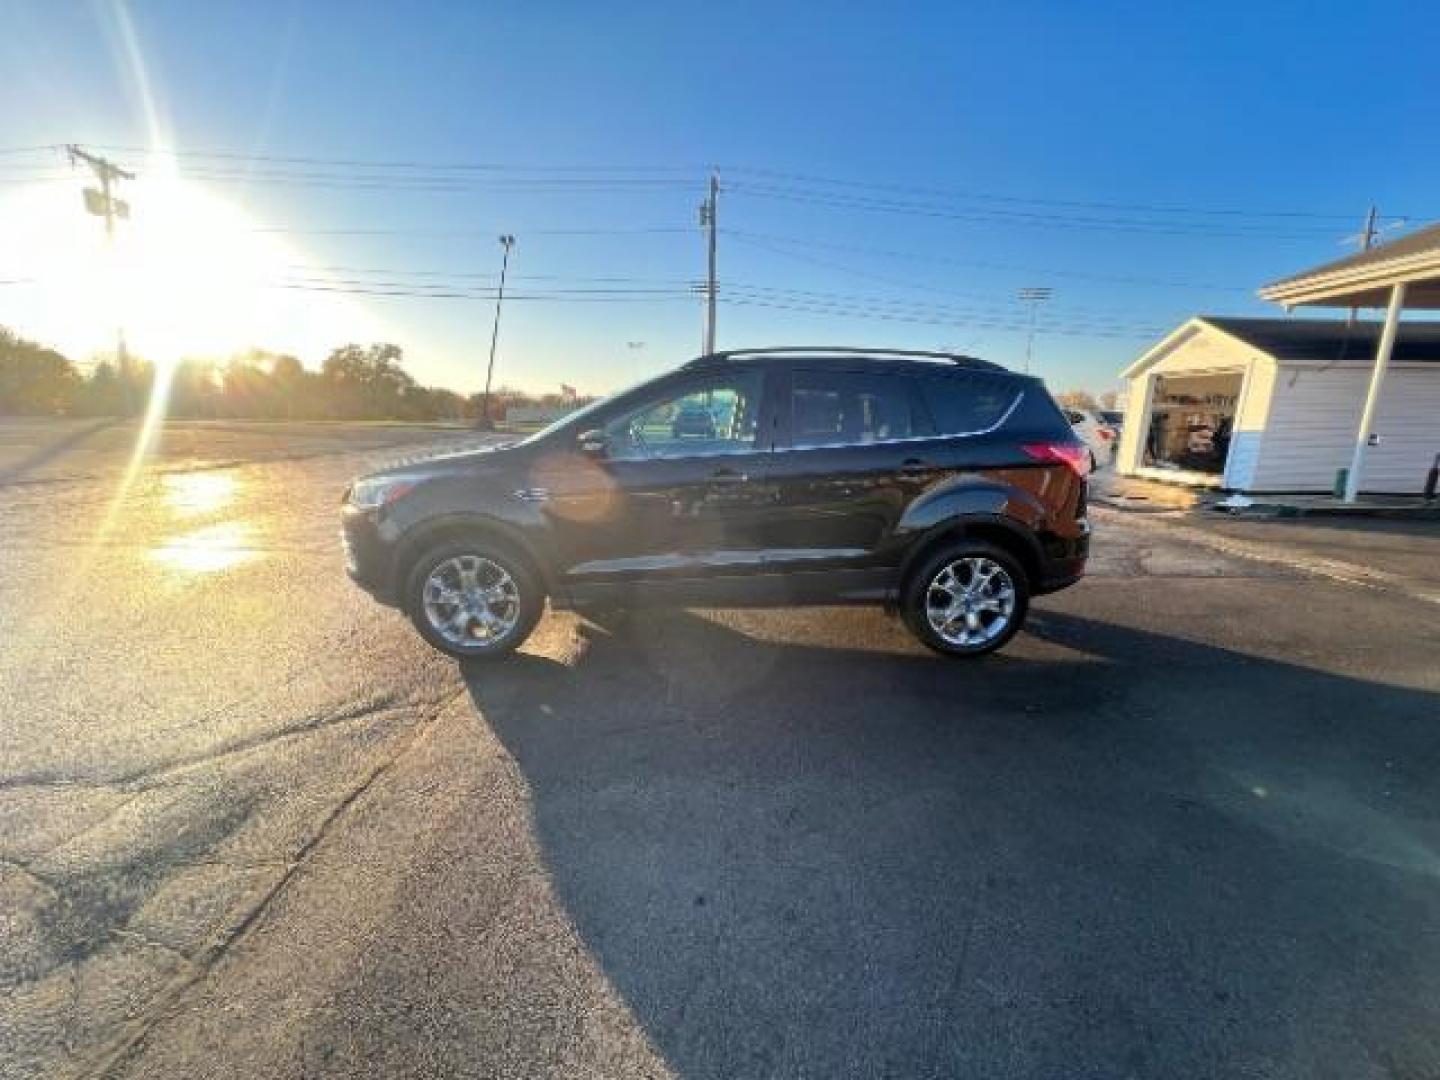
top-left (577, 429), bottom-right (608, 458)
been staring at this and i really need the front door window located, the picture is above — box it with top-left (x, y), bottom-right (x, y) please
top-left (602, 373), bottom-right (763, 461)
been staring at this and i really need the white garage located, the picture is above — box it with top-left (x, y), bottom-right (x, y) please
top-left (1117, 316), bottom-right (1440, 494)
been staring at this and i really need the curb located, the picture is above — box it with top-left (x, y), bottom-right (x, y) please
top-left (1090, 494), bottom-right (1207, 515)
top-left (1215, 503), bottom-right (1440, 521)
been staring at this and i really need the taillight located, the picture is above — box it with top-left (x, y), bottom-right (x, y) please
top-left (1022, 442), bottom-right (1091, 477)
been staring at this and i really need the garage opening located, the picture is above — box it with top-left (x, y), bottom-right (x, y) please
top-left (1143, 372), bottom-right (1243, 476)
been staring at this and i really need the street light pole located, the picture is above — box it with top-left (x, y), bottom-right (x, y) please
top-left (480, 234), bottom-right (515, 430)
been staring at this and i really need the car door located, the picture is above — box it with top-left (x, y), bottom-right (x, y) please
top-left (760, 366), bottom-right (937, 576)
top-left (543, 366), bottom-right (778, 586)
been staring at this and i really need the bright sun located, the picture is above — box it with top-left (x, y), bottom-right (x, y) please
top-left (0, 153), bottom-right (382, 372)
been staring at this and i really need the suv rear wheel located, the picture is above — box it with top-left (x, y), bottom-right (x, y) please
top-left (404, 539), bottom-right (544, 660)
top-left (902, 541), bottom-right (1029, 657)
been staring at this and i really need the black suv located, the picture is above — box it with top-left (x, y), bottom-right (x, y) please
top-left (342, 348), bottom-right (1090, 659)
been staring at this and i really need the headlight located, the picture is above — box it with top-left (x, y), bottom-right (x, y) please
top-left (348, 477), bottom-right (417, 510)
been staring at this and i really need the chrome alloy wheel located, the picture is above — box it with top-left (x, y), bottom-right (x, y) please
top-left (421, 555), bottom-right (521, 647)
top-left (924, 556), bottom-right (1017, 649)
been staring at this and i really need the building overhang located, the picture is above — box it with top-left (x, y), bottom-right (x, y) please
top-left (1258, 222), bottom-right (1440, 309)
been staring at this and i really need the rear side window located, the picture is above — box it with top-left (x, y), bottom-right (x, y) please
top-left (917, 376), bottom-right (1018, 435)
top-left (791, 370), bottom-right (917, 447)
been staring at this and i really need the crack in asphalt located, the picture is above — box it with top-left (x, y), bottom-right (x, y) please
top-left (1, 855), bottom-right (63, 897)
top-left (77, 683), bottom-right (470, 1080)
top-left (2, 687), bottom-right (461, 1001)
top-left (1096, 508), bottom-right (1440, 606)
top-left (106, 928), bottom-right (198, 970)
top-left (0, 689), bottom-right (422, 794)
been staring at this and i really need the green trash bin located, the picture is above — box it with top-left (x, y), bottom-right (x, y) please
top-left (1333, 468), bottom-right (1348, 498)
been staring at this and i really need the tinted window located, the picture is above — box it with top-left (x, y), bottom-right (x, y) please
top-left (791, 370), bottom-right (916, 447)
top-left (918, 376), bottom-right (1017, 435)
top-left (602, 371), bottom-right (763, 460)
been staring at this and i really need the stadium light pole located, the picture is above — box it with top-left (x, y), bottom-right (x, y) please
top-left (479, 234), bottom-right (516, 430)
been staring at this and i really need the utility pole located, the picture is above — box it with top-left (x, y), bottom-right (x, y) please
top-left (479, 234), bottom-right (515, 431)
top-left (1018, 286), bottom-right (1052, 375)
top-left (625, 340), bottom-right (647, 383)
top-left (700, 172), bottom-right (719, 355)
top-left (1347, 204), bottom-right (1379, 326)
top-left (67, 145), bottom-right (135, 401)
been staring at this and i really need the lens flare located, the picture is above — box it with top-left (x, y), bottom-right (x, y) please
top-left (150, 522), bottom-right (256, 574)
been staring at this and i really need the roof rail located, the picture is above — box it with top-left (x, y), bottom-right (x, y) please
top-left (688, 346), bottom-right (1005, 372)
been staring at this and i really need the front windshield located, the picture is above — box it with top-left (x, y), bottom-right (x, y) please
top-left (517, 370), bottom-right (670, 446)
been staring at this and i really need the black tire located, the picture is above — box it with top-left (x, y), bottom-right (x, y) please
top-left (403, 538), bottom-right (545, 660)
top-left (901, 540), bottom-right (1030, 658)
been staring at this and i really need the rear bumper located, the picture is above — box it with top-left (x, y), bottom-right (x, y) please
top-left (1034, 563), bottom-right (1085, 595)
top-left (1033, 521), bottom-right (1089, 595)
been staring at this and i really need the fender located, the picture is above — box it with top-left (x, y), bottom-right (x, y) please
top-left (388, 510), bottom-right (562, 600)
top-left (892, 476), bottom-right (1049, 583)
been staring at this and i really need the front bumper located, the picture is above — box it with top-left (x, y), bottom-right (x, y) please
top-left (341, 506), bottom-right (396, 603)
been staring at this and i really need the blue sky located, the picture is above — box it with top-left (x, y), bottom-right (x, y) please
top-left (2, 1), bottom-right (1437, 395)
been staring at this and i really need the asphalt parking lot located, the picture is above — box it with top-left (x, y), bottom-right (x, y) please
top-left (2, 420), bottom-right (1438, 1079)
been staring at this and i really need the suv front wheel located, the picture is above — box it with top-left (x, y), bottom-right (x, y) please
top-left (404, 540), bottom-right (544, 660)
top-left (902, 541), bottom-right (1030, 657)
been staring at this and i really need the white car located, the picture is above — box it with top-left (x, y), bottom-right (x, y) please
top-left (1064, 408), bottom-right (1117, 470)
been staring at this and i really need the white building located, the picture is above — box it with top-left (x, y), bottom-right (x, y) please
top-left (1117, 316), bottom-right (1440, 494)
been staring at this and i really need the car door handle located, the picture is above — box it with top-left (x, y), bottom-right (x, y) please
top-left (708, 468), bottom-right (749, 484)
top-left (899, 458), bottom-right (934, 476)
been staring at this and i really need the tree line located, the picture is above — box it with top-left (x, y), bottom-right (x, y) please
top-left (1055, 388), bottom-right (1119, 413)
top-left (0, 327), bottom-right (589, 422)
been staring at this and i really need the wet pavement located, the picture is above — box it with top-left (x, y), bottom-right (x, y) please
top-left (2, 421), bottom-right (1438, 1079)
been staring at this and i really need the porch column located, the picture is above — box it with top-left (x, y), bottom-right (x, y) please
top-left (1344, 282), bottom-right (1406, 502)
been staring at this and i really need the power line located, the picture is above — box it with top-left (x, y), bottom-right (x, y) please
top-left (269, 262), bottom-right (1162, 324)
top-left (137, 169), bottom-right (702, 193)
top-left (717, 284), bottom-right (1165, 331)
top-left (290, 264), bottom-right (698, 285)
top-left (249, 225), bottom-right (691, 237)
top-left (722, 296), bottom-right (1164, 338)
top-left (49, 145), bottom-right (1409, 222)
top-left (266, 281), bottom-right (696, 302)
top-left (725, 228), bottom-right (1254, 292)
top-left (0, 164), bottom-right (1385, 237)
top-left (87, 144), bottom-right (702, 174)
top-left (717, 165), bottom-right (1395, 222)
top-left (267, 279), bottom-right (1169, 338)
top-left (724, 182), bottom-right (1352, 239)
top-left (264, 276), bottom-right (1168, 335)
top-left (1, 258), bottom-right (1178, 325)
